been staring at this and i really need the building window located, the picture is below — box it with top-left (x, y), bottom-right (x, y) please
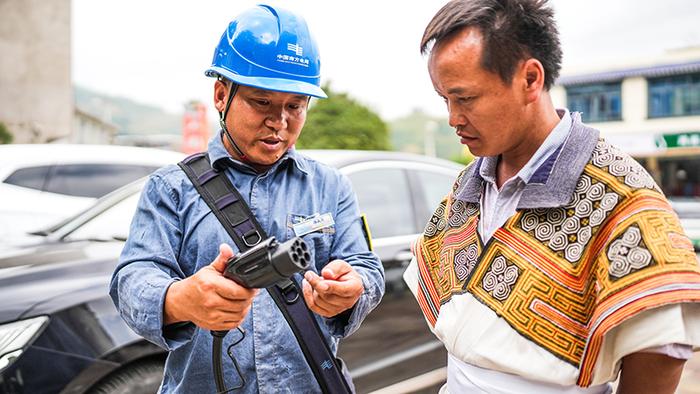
top-left (566, 82), bottom-right (622, 122)
top-left (648, 73), bottom-right (700, 118)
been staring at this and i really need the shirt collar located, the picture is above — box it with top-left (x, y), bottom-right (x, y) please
top-left (207, 131), bottom-right (309, 175)
top-left (478, 108), bottom-right (572, 185)
top-left (456, 110), bottom-right (600, 209)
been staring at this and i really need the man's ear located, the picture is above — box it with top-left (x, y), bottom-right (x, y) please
top-left (213, 80), bottom-right (228, 112)
top-left (521, 58), bottom-right (545, 103)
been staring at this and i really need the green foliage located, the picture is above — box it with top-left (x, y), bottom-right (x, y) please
top-left (389, 109), bottom-right (464, 161)
top-left (450, 149), bottom-right (474, 166)
top-left (0, 122), bottom-right (13, 144)
top-left (297, 84), bottom-right (389, 150)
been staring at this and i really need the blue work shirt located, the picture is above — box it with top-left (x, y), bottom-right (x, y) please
top-left (110, 134), bottom-right (385, 393)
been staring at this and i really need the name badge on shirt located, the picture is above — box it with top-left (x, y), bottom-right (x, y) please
top-left (292, 213), bottom-right (335, 237)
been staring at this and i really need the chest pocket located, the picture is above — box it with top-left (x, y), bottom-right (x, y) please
top-left (287, 213), bottom-right (335, 272)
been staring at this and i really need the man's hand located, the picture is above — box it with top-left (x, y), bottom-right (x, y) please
top-left (302, 260), bottom-right (364, 318)
top-left (617, 352), bottom-right (685, 394)
top-left (163, 243), bottom-right (258, 331)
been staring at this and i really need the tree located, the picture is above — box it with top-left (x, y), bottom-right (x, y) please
top-left (390, 109), bottom-right (465, 160)
top-left (296, 84), bottom-right (389, 150)
top-left (0, 122), bottom-right (13, 144)
top-left (451, 147), bottom-right (474, 166)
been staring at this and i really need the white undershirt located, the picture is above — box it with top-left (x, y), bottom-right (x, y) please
top-left (445, 354), bottom-right (611, 394)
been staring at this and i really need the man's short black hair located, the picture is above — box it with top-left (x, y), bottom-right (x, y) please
top-left (421, 0), bottom-right (562, 90)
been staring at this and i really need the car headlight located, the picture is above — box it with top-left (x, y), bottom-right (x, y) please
top-left (0, 316), bottom-right (49, 372)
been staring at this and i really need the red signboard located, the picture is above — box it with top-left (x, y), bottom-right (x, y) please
top-left (182, 102), bottom-right (209, 154)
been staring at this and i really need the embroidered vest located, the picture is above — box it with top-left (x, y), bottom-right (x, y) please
top-left (413, 139), bottom-right (700, 386)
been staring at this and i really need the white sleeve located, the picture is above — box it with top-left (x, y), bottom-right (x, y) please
top-left (590, 303), bottom-right (700, 384)
top-left (637, 343), bottom-right (694, 360)
top-left (403, 256), bottom-right (420, 297)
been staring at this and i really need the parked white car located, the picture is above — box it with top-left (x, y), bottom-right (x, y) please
top-left (0, 144), bottom-right (185, 238)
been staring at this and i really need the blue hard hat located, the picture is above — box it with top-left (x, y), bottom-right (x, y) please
top-left (205, 4), bottom-right (327, 98)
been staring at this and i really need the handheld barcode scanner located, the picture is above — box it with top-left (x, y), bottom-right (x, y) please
top-left (223, 236), bottom-right (311, 288)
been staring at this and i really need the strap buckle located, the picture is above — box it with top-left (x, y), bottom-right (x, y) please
top-left (278, 279), bottom-right (300, 304)
top-left (242, 229), bottom-right (262, 247)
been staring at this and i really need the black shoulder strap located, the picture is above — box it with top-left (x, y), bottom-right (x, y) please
top-left (178, 152), bottom-right (263, 251)
top-left (178, 153), bottom-right (353, 394)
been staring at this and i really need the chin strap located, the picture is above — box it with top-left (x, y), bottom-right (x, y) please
top-left (218, 79), bottom-right (247, 160)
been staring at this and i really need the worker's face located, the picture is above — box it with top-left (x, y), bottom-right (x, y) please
top-left (428, 27), bottom-right (529, 157)
top-left (215, 82), bottom-right (308, 167)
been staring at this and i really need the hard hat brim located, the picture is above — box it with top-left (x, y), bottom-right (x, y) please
top-left (206, 67), bottom-right (327, 99)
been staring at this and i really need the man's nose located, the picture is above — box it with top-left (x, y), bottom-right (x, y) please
top-left (447, 103), bottom-right (467, 129)
top-left (265, 107), bottom-right (287, 130)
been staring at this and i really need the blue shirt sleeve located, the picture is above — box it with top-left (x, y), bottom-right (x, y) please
top-left (109, 171), bottom-right (195, 350)
top-left (324, 173), bottom-right (385, 338)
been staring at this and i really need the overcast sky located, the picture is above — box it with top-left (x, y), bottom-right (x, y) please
top-left (72, 0), bottom-right (700, 121)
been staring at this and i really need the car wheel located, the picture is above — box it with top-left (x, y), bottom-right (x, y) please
top-left (90, 358), bottom-right (164, 394)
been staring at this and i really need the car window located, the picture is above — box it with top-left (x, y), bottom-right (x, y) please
top-left (3, 165), bottom-right (51, 190)
top-left (414, 169), bottom-right (456, 214)
top-left (65, 193), bottom-right (140, 241)
top-left (45, 164), bottom-right (157, 198)
top-left (348, 168), bottom-right (417, 239)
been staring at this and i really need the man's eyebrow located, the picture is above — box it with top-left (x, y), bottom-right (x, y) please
top-left (446, 87), bottom-right (474, 95)
top-left (248, 88), bottom-right (272, 95)
top-left (249, 88), bottom-right (307, 100)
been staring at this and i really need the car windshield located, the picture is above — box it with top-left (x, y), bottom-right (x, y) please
top-left (37, 178), bottom-right (145, 242)
top-left (63, 193), bottom-right (141, 242)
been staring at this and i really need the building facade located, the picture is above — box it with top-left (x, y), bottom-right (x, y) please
top-left (0, 0), bottom-right (73, 143)
top-left (551, 47), bottom-right (700, 198)
top-left (72, 107), bottom-right (118, 144)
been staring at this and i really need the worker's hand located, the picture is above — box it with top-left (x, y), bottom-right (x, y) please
top-left (302, 260), bottom-right (364, 318)
top-left (164, 243), bottom-right (258, 331)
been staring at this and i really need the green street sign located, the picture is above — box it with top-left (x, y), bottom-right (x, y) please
top-left (656, 132), bottom-right (700, 149)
